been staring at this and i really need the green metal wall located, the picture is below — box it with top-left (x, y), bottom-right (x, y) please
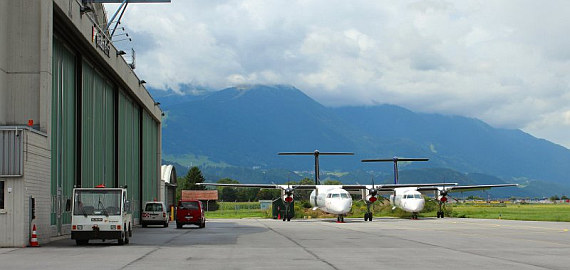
top-left (118, 91), bottom-right (141, 218)
top-left (81, 61), bottom-right (115, 188)
top-left (50, 36), bottom-right (161, 224)
top-left (51, 38), bottom-right (76, 226)
top-left (142, 111), bottom-right (159, 203)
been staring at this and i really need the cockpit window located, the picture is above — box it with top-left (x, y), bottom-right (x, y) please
top-left (332, 194), bottom-right (340, 198)
top-left (341, 193), bottom-right (350, 199)
top-left (404, 194), bottom-right (422, 199)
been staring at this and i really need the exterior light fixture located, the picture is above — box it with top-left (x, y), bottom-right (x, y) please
top-left (80, 6), bottom-right (93, 14)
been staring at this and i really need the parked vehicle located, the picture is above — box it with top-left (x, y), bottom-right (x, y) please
top-left (141, 201), bottom-right (169, 228)
top-left (70, 186), bottom-right (132, 245)
top-left (176, 200), bottom-right (205, 228)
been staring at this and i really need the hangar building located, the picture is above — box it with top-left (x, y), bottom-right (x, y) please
top-left (0, 1), bottom-right (163, 247)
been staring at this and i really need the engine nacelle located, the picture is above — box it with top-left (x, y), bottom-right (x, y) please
top-left (283, 195), bottom-right (294, 203)
top-left (365, 195), bottom-right (377, 203)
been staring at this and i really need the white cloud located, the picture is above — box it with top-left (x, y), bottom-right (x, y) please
top-left (106, 1), bottom-right (570, 148)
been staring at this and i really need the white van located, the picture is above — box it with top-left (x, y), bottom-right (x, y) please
top-left (141, 201), bottom-right (169, 227)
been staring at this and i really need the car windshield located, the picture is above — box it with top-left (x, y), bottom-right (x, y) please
top-left (180, 201), bottom-right (200, 210)
top-left (74, 190), bottom-right (121, 216)
top-left (145, 203), bottom-right (163, 211)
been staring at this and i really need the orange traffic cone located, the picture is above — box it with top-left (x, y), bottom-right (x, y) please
top-left (30, 224), bottom-right (39, 247)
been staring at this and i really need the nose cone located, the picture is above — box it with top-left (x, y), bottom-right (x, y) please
top-left (406, 199), bottom-right (425, 213)
top-left (329, 198), bottom-right (352, 214)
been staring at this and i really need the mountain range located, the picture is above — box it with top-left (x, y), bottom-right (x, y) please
top-left (152, 85), bottom-right (570, 197)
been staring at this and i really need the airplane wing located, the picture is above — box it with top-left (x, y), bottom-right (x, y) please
top-left (197, 183), bottom-right (282, 189)
top-left (341, 183), bottom-right (458, 191)
top-left (197, 183), bottom-right (318, 190)
top-left (417, 183), bottom-right (518, 192)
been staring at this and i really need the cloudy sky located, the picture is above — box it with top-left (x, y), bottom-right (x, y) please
top-left (105, 1), bottom-right (570, 148)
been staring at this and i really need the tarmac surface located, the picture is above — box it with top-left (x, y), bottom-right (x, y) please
top-left (1, 217), bottom-right (569, 269)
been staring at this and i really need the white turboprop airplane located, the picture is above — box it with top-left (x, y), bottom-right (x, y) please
top-left (199, 150), bottom-right (358, 222)
top-left (199, 150), bottom-right (515, 222)
top-left (360, 157), bottom-right (518, 219)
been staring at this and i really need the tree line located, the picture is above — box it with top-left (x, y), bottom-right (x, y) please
top-left (177, 166), bottom-right (344, 202)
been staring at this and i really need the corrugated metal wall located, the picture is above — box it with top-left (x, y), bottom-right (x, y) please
top-left (50, 36), bottom-right (161, 226)
top-left (142, 111), bottom-right (159, 203)
top-left (81, 61), bottom-right (115, 188)
top-left (0, 128), bottom-right (23, 177)
top-left (50, 38), bottom-right (76, 226)
top-left (118, 91), bottom-right (141, 218)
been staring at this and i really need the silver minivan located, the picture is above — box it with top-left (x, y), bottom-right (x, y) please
top-left (141, 201), bottom-right (169, 228)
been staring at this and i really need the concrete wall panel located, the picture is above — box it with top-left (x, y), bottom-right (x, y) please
top-left (23, 130), bottom-right (52, 244)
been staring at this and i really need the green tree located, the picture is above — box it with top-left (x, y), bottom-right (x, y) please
top-left (176, 166), bottom-right (205, 201)
top-left (217, 178), bottom-right (239, 202)
top-left (295, 178), bottom-right (314, 201)
top-left (257, 189), bottom-right (281, 200)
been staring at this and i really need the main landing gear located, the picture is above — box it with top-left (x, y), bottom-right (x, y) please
top-left (364, 203), bottom-right (373, 221)
top-left (282, 201), bottom-right (292, 221)
top-left (437, 196), bottom-right (448, 218)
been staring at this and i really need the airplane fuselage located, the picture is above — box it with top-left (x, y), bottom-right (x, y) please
top-left (308, 186), bottom-right (352, 215)
top-left (389, 187), bottom-right (425, 214)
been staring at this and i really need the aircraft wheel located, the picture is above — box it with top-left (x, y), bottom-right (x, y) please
top-left (369, 214), bottom-right (373, 221)
top-left (364, 213), bottom-right (368, 221)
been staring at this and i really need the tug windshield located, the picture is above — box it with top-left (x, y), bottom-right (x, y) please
top-left (73, 190), bottom-right (122, 216)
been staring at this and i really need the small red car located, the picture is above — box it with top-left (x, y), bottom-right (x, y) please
top-left (176, 200), bottom-right (205, 228)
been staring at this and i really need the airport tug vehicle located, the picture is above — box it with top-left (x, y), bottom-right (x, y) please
top-left (70, 185), bottom-right (133, 245)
